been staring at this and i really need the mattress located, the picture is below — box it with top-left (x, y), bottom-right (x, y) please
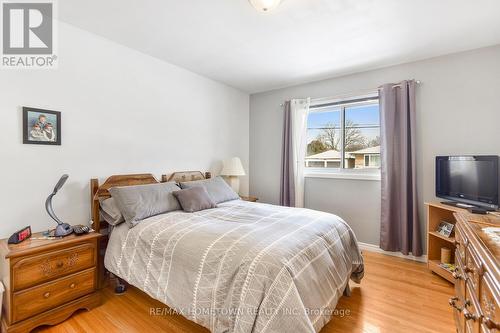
top-left (104, 200), bottom-right (364, 333)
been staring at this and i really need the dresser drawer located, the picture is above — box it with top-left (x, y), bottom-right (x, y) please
top-left (12, 242), bottom-right (96, 291)
top-left (12, 267), bottom-right (96, 323)
top-left (465, 281), bottom-right (482, 333)
top-left (456, 223), bottom-right (467, 263)
top-left (480, 273), bottom-right (500, 332)
top-left (451, 293), bottom-right (466, 333)
top-left (456, 253), bottom-right (467, 300)
top-left (465, 245), bottom-right (483, 295)
top-left (451, 255), bottom-right (467, 333)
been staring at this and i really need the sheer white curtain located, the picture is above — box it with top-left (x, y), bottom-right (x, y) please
top-left (291, 98), bottom-right (310, 208)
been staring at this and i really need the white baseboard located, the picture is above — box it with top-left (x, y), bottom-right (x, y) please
top-left (358, 242), bottom-right (428, 263)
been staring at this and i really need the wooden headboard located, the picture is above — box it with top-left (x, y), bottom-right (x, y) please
top-left (90, 173), bottom-right (159, 232)
top-left (161, 171), bottom-right (211, 183)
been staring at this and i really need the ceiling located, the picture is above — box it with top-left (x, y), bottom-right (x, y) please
top-left (59, 0), bottom-right (500, 93)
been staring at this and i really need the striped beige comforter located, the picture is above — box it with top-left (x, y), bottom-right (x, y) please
top-left (104, 200), bottom-right (364, 333)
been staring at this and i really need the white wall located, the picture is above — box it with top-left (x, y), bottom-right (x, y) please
top-left (250, 45), bottom-right (500, 248)
top-left (305, 178), bottom-right (381, 245)
top-left (0, 23), bottom-right (249, 238)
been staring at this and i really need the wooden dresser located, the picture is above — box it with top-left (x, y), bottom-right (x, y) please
top-left (0, 232), bottom-right (101, 333)
top-left (451, 212), bottom-right (500, 332)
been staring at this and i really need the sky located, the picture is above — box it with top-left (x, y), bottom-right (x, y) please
top-left (307, 104), bottom-right (380, 144)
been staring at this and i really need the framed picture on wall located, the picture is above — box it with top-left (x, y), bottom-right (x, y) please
top-left (22, 107), bottom-right (61, 145)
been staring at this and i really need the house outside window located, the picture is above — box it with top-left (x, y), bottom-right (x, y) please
top-left (305, 94), bottom-right (380, 174)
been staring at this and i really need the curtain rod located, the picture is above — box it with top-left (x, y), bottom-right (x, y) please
top-left (279, 80), bottom-right (421, 107)
top-left (382, 80), bottom-right (422, 89)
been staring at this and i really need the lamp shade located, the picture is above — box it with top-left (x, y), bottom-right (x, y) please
top-left (248, 0), bottom-right (282, 12)
top-left (221, 157), bottom-right (246, 176)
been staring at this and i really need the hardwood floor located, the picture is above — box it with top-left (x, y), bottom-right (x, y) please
top-left (321, 252), bottom-right (455, 333)
top-left (35, 251), bottom-right (455, 333)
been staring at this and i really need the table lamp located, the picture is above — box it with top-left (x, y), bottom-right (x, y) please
top-left (221, 157), bottom-right (245, 194)
top-left (45, 174), bottom-right (74, 237)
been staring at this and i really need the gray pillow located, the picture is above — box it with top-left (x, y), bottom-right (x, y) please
top-left (173, 187), bottom-right (217, 213)
top-left (99, 197), bottom-right (125, 226)
top-left (179, 176), bottom-right (239, 204)
top-left (109, 182), bottom-right (181, 227)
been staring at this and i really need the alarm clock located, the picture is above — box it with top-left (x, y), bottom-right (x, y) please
top-left (8, 226), bottom-right (32, 244)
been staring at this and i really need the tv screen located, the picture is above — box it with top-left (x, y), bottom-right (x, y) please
top-left (436, 156), bottom-right (499, 209)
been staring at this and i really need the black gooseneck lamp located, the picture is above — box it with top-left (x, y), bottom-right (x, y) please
top-left (45, 174), bottom-right (73, 237)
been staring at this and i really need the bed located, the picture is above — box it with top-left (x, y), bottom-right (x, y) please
top-left (91, 172), bottom-right (364, 333)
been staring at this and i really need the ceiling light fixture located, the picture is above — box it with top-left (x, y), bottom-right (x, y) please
top-left (248, 0), bottom-right (282, 13)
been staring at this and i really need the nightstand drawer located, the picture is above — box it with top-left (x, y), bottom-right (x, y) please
top-left (12, 267), bottom-right (96, 323)
top-left (12, 242), bottom-right (96, 291)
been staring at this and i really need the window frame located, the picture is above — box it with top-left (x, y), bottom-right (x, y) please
top-left (304, 92), bottom-right (381, 181)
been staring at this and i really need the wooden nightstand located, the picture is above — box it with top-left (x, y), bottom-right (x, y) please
top-left (0, 231), bottom-right (101, 333)
top-left (240, 196), bottom-right (258, 202)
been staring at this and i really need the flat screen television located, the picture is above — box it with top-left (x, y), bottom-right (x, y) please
top-left (436, 155), bottom-right (499, 210)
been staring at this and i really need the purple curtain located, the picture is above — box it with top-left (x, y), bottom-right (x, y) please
top-left (379, 80), bottom-right (422, 256)
top-left (280, 101), bottom-right (295, 207)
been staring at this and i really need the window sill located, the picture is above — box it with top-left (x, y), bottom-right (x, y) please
top-left (304, 171), bottom-right (381, 181)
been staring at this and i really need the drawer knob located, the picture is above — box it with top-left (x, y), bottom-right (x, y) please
top-left (464, 266), bottom-right (474, 274)
top-left (463, 309), bottom-right (478, 321)
top-left (452, 271), bottom-right (465, 281)
top-left (449, 297), bottom-right (463, 312)
top-left (43, 292), bottom-right (50, 299)
top-left (483, 317), bottom-right (500, 330)
top-left (56, 261), bottom-right (64, 269)
top-left (70, 283), bottom-right (76, 289)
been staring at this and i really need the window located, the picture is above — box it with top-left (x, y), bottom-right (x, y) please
top-left (305, 94), bottom-right (380, 173)
top-left (364, 154), bottom-right (380, 168)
